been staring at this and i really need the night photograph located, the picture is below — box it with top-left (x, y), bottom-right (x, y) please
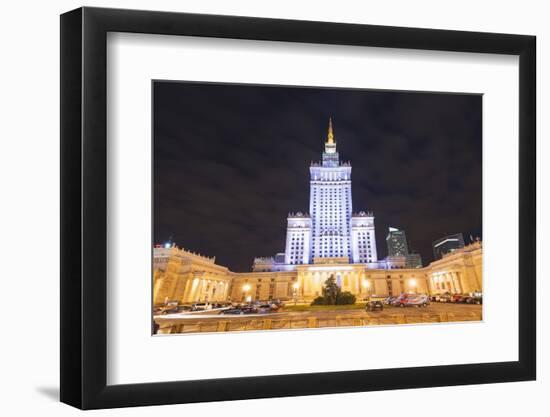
top-left (152, 81), bottom-right (483, 334)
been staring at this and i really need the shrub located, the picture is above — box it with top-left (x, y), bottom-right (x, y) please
top-left (311, 296), bottom-right (326, 306)
top-left (336, 291), bottom-right (356, 305)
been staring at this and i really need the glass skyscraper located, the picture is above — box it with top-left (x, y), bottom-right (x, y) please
top-left (385, 227), bottom-right (409, 257)
top-left (432, 233), bottom-right (465, 260)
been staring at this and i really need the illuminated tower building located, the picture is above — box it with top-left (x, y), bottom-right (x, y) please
top-left (284, 119), bottom-right (377, 265)
top-left (386, 227), bottom-right (409, 257)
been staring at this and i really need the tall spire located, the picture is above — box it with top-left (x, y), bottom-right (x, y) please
top-left (323, 117), bottom-right (338, 164)
top-left (327, 117), bottom-right (334, 144)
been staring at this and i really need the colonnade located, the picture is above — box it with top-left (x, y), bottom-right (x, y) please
top-left (296, 269), bottom-right (429, 300)
top-left (181, 274), bottom-right (230, 303)
top-left (154, 272), bottom-right (231, 304)
top-left (430, 271), bottom-right (464, 294)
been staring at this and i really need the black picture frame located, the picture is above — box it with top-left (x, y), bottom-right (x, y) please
top-left (60, 6), bottom-right (536, 410)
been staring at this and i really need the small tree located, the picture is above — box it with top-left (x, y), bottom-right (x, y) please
top-left (311, 275), bottom-right (357, 306)
top-left (322, 275), bottom-right (340, 305)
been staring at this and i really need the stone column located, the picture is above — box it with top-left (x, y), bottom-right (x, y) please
top-left (184, 277), bottom-right (198, 302)
top-left (197, 276), bottom-right (206, 301)
top-left (302, 272), bottom-right (310, 298)
top-left (447, 273), bottom-right (456, 293)
top-left (152, 272), bottom-right (165, 305)
top-left (218, 280), bottom-right (224, 301)
top-left (217, 281), bottom-right (224, 301)
top-left (314, 272), bottom-right (321, 297)
top-left (178, 276), bottom-right (191, 303)
top-left (452, 272), bottom-right (463, 294)
top-left (206, 279), bottom-right (214, 302)
top-left (204, 279), bottom-right (212, 301)
top-left (211, 279), bottom-right (218, 301)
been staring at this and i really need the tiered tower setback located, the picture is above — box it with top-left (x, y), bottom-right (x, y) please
top-left (284, 119), bottom-right (378, 265)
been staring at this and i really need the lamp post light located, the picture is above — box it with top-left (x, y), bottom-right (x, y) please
top-left (409, 278), bottom-right (417, 293)
top-left (362, 279), bottom-right (371, 300)
top-left (292, 282), bottom-right (300, 305)
top-left (242, 283), bottom-right (251, 303)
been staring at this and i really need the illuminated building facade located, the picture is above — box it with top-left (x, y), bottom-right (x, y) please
top-left (153, 241), bottom-right (482, 304)
top-left (406, 253), bottom-right (423, 269)
top-left (152, 120), bottom-right (481, 305)
top-left (385, 227), bottom-right (423, 268)
top-left (152, 246), bottom-right (232, 305)
top-left (284, 119), bottom-right (377, 266)
top-left (386, 227), bottom-right (409, 257)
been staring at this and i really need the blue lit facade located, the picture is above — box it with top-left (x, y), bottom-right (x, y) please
top-left (284, 119), bottom-right (378, 266)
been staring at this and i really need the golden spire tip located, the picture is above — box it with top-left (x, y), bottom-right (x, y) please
top-left (327, 117), bottom-right (334, 144)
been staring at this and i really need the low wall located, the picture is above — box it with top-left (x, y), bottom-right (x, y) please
top-left (155, 311), bottom-right (482, 334)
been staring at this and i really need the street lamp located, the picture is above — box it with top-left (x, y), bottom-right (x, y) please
top-left (242, 283), bottom-right (251, 303)
top-left (292, 282), bottom-right (300, 305)
top-left (362, 279), bottom-right (371, 299)
top-left (409, 279), bottom-right (417, 293)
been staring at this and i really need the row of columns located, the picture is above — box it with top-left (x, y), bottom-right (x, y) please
top-left (154, 272), bottom-right (231, 304)
top-left (431, 271), bottom-right (463, 294)
top-left (297, 271), bottom-right (427, 299)
top-left (181, 274), bottom-right (230, 303)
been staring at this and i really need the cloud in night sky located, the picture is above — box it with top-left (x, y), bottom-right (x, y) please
top-left (154, 81), bottom-right (482, 272)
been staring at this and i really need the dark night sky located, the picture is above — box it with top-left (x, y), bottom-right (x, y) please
top-left (154, 81), bottom-right (482, 272)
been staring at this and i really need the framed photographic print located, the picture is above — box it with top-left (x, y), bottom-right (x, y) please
top-left (60, 6), bottom-right (536, 410)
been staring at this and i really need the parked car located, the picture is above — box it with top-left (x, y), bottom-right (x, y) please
top-left (385, 296), bottom-right (398, 305)
top-left (240, 305), bottom-right (259, 314)
top-left (438, 293), bottom-right (453, 303)
top-left (209, 302), bottom-right (232, 309)
top-left (451, 294), bottom-right (468, 303)
top-left (256, 304), bottom-right (276, 314)
top-left (269, 299), bottom-right (283, 308)
top-left (430, 294), bottom-right (441, 302)
top-left (191, 302), bottom-right (213, 311)
top-left (394, 293), bottom-right (430, 307)
top-left (464, 293), bottom-right (483, 304)
top-left (154, 301), bottom-right (179, 315)
top-left (389, 293), bottom-right (408, 306)
top-left (269, 302), bottom-right (280, 311)
top-left (365, 295), bottom-right (385, 311)
top-left (222, 304), bottom-right (259, 314)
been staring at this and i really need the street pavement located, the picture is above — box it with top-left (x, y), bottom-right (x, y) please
top-left (156, 302), bottom-right (482, 320)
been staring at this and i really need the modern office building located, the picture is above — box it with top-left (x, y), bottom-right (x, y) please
top-left (433, 233), bottom-right (466, 260)
top-left (386, 227), bottom-right (409, 257)
top-left (406, 253), bottom-right (423, 269)
top-left (384, 227), bottom-right (422, 268)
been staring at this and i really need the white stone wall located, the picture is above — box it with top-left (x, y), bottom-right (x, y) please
top-left (351, 213), bottom-right (378, 263)
top-left (284, 213), bottom-right (312, 265)
top-left (309, 165), bottom-right (353, 260)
